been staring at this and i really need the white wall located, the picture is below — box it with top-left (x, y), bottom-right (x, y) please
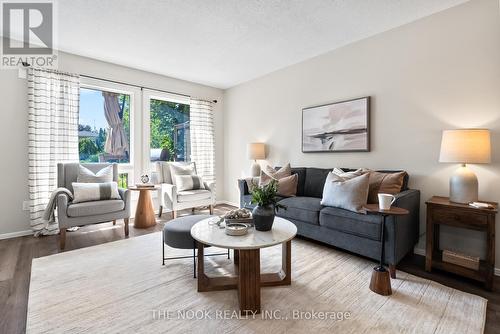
top-left (223, 0), bottom-right (500, 266)
top-left (0, 50), bottom-right (224, 237)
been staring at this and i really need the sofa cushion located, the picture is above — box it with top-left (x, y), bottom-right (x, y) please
top-left (177, 189), bottom-right (211, 202)
top-left (67, 199), bottom-right (124, 217)
top-left (290, 168), bottom-right (306, 196)
top-left (319, 206), bottom-right (381, 241)
top-left (277, 196), bottom-right (322, 225)
top-left (303, 168), bottom-right (331, 198)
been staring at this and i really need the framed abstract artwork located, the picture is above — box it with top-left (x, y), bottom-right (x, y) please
top-left (302, 96), bottom-right (370, 152)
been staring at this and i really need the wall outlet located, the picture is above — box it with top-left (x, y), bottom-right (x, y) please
top-left (22, 200), bottom-right (30, 211)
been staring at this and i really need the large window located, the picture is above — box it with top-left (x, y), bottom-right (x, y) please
top-left (79, 87), bottom-right (131, 163)
top-left (149, 98), bottom-right (190, 162)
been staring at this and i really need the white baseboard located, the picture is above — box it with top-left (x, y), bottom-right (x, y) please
top-left (216, 200), bottom-right (239, 207)
top-left (0, 229), bottom-right (33, 240)
top-left (413, 246), bottom-right (500, 276)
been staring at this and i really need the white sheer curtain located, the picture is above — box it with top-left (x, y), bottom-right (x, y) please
top-left (190, 99), bottom-right (216, 197)
top-left (28, 68), bottom-right (80, 236)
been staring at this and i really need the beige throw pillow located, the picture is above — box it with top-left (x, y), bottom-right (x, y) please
top-left (320, 173), bottom-right (370, 213)
top-left (259, 170), bottom-right (298, 197)
top-left (264, 163), bottom-right (291, 179)
top-left (367, 171), bottom-right (406, 203)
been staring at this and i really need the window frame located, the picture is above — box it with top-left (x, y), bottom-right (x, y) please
top-left (142, 89), bottom-right (190, 173)
top-left (79, 77), bottom-right (140, 183)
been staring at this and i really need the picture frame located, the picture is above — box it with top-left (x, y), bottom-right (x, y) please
top-left (302, 96), bottom-right (370, 153)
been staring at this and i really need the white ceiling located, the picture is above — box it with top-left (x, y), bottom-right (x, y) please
top-left (53, 0), bottom-right (469, 89)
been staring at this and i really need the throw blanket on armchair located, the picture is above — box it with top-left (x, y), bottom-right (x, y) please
top-left (35, 188), bottom-right (74, 237)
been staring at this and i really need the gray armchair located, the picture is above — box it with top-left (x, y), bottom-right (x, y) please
top-left (56, 163), bottom-right (131, 249)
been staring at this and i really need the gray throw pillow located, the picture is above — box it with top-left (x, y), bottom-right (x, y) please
top-left (77, 165), bottom-right (113, 183)
top-left (320, 173), bottom-right (369, 213)
top-left (72, 182), bottom-right (121, 203)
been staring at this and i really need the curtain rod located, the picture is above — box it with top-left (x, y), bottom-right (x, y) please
top-left (22, 62), bottom-right (217, 103)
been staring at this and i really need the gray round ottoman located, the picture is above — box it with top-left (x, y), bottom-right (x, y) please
top-left (162, 215), bottom-right (228, 278)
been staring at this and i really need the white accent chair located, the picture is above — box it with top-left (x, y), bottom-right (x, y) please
top-left (155, 162), bottom-right (215, 219)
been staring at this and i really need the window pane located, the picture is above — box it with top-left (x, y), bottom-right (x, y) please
top-left (79, 88), bottom-right (131, 163)
top-left (150, 99), bottom-right (190, 162)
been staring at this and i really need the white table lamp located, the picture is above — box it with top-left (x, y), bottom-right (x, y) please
top-left (247, 143), bottom-right (266, 177)
top-left (439, 129), bottom-right (491, 203)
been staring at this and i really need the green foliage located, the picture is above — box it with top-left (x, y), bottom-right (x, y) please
top-left (149, 99), bottom-right (189, 160)
top-left (161, 135), bottom-right (175, 156)
top-left (250, 180), bottom-right (287, 212)
top-left (78, 124), bottom-right (92, 131)
top-left (79, 138), bottom-right (99, 155)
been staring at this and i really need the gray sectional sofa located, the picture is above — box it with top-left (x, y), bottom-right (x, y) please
top-left (238, 167), bottom-right (420, 274)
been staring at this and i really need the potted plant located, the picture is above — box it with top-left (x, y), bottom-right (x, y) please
top-left (159, 135), bottom-right (175, 161)
top-left (250, 180), bottom-right (286, 231)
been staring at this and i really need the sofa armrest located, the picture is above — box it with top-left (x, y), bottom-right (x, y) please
top-left (385, 189), bottom-right (421, 265)
top-left (56, 193), bottom-right (70, 228)
top-left (160, 183), bottom-right (177, 207)
top-left (118, 188), bottom-right (131, 216)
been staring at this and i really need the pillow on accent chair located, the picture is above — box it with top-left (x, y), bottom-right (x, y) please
top-left (169, 163), bottom-right (196, 185)
top-left (72, 182), bottom-right (121, 203)
top-left (259, 170), bottom-right (298, 197)
top-left (175, 175), bottom-right (206, 192)
top-left (321, 173), bottom-right (370, 213)
top-left (77, 165), bottom-right (113, 183)
top-left (366, 171), bottom-right (406, 203)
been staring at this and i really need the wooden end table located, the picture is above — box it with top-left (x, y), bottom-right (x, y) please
top-left (191, 217), bottom-right (297, 314)
top-left (128, 185), bottom-right (159, 228)
top-left (426, 196), bottom-right (497, 290)
top-left (364, 204), bottom-right (409, 296)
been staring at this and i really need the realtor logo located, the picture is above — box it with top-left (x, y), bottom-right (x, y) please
top-left (1, 0), bottom-right (57, 68)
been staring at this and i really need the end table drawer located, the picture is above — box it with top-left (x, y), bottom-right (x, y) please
top-left (432, 209), bottom-right (487, 227)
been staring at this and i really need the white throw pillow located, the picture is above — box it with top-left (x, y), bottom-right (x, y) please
top-left (72, 182), bottom-right (121, 203)
top-left (321, 173), bottom-right (369, 213)
top-left (332, 167), bottom-right (368, 179)
top-left (77, 165), bottom-right (113, 183)
top-left (175, 175), bottom-right (206, 192)
top-left (169, 163), bottom-right (196, 185)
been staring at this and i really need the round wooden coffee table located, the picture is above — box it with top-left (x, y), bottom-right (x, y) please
top-left (364, 204), bottom-right (409, 296)
top-left (128, 185), bottom-right (159, 228)
top-left (191, 217), bottom-right (297, 314)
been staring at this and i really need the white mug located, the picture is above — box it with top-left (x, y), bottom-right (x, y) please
top-left (378, 193), bottom-right (396, 210)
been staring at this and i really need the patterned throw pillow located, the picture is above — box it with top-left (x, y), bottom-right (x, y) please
top-left (321, 173), bottom-right (370, 213)
top-left (72, 182), bottom-right (121, 203)
top-left (77, 165), bottom-right (113, 183)
top-left (175, 175), bottom-right (206, 192)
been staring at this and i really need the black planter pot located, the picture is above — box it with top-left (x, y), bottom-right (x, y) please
top-left (252, 205), bottom-right (275, 231)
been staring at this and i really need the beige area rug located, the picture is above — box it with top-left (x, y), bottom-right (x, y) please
top-left (27, 233), bottom-right (486, 334)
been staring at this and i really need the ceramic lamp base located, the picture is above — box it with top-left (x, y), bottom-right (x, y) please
top-left (250, 161), bottom-right (261, 177)
top-left (450, 165), bottom-right (478, 204)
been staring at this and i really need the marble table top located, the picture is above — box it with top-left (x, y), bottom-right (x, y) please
top-left (191, 216), bottom-right (297, 250)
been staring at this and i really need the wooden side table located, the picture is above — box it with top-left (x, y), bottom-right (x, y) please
top-left (365, 204), bottom-right (409, 296)
top-left (128, 185), bottom-right (159, 228)
top-left (425, 196), bottom-right (497, 290)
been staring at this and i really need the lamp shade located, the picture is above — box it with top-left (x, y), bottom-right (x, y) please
top-left (439, 129), bottom-right (491, 164)
top-left (247, 143), bottom-right (266, 160)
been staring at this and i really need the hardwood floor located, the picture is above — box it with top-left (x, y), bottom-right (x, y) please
top-left (0, 203), bottom-right (498, 333)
